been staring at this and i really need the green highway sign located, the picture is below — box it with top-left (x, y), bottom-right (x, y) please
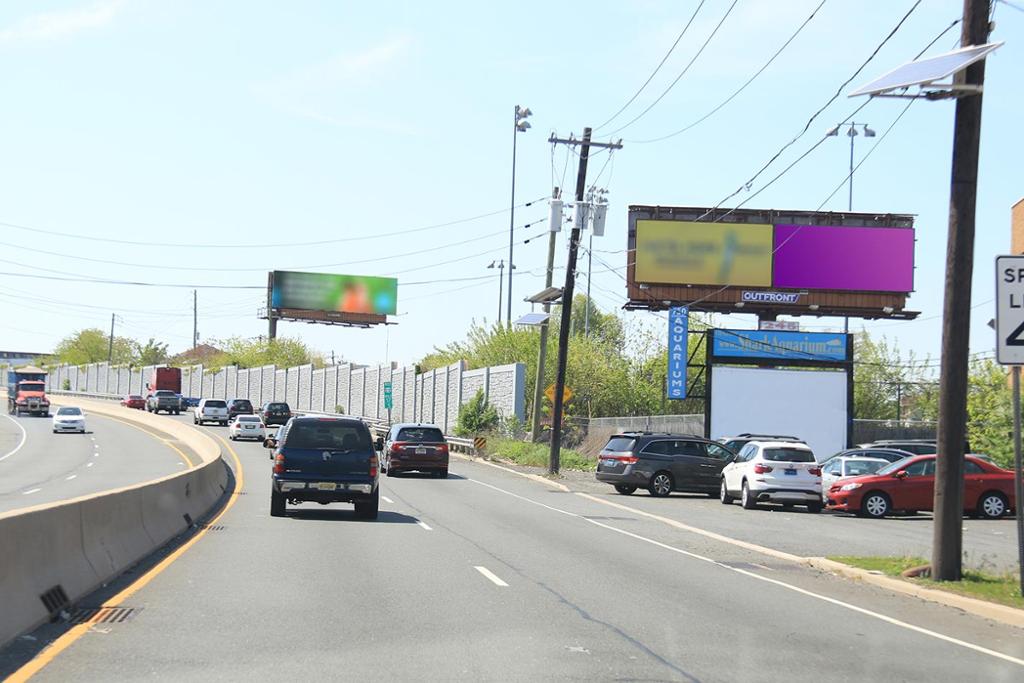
top-left (383, 381), bottom-right (393, 410)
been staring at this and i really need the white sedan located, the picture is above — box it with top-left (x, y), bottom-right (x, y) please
top-left (228, 415), bottom-right (266, 441)
top-left (52, 406), bottom-right (87, 434)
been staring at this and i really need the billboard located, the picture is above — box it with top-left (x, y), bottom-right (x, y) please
top-left (634, 220), bottom-right (773, 287)
top-left (772, 225), bottom-right (914, 292)
top-left (712, 329), bottom-right (848, 362)
top-left (271, 271), bottom-right (397, 315)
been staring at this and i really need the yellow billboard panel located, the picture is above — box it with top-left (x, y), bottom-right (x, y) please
top-left (634, 220), bottom-right (773, 286)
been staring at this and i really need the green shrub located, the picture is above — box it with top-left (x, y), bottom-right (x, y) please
top-left (455, 389), bottom-right (499, 436)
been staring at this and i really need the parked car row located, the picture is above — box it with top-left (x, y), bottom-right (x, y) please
top-left (596, 432), bottom-right (1019, 520)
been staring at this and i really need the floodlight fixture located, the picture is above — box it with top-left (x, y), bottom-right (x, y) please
top-left (863, 125), bottom-right (877, 138)
top-left (847, 126), bottom-right (858, 138)
top-left (516, 120), bottom-right (532, 131)
top-left (825, 126), bottom-right (840, 137)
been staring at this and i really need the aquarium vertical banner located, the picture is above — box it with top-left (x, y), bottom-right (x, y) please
top-left (667, 306), bottom-right (688, 399)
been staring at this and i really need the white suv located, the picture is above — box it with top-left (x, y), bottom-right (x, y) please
top-left (194, 398), bottom-right (229, 426)
top-left (720, 441), bottom-right (823, 512)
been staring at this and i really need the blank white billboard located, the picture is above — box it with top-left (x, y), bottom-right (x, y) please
top-left (710, 366), bottom-right (848, 460)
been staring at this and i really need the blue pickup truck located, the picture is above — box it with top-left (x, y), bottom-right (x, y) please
top-left (266, 416), bottom-right (381, 519)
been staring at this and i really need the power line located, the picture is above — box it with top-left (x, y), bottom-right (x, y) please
top-left (608, 0), bottom-right (741, 137)
top-left (0, 196), bottom-right (548, 250)
top-left (594, 0), bottom-right (708, 131)
top-left (0, 217), bottom-right (546, 273)
top-left (700, 0), bottom-right (922, 215)
top-left (628, 0), bottom-right (828, 144)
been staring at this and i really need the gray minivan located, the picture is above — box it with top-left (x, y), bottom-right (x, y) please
top-left (596, 432), bottom-right (736, 497)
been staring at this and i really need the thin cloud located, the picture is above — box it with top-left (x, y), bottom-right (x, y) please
top-left (0, 0), bottom-right (127, 44)
top-left (253, 36), bottom-right (415, 133)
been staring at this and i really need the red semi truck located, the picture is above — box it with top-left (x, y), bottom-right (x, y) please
top-left (144, 367), bottom-right (184, 414)
top-left (6, 365), bottom-right (51, 416)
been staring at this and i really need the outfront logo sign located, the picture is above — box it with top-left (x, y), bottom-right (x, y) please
top-left (667, 307), bottom-right (688, 399)
top-left (741, 291), bottom-right (801, 304)
top-left (713, 329), bottom-right (848, 362)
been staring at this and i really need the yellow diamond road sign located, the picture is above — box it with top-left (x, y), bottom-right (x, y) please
top-left (544, 384), bottom-right (573, 403)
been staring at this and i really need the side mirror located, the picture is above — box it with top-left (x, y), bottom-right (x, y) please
top-left (894, 470), bottom-right (908, 479)
top-left (263, 438), bottom-right (277, 449)
top-left (375, 436), bottom-right (384, 451)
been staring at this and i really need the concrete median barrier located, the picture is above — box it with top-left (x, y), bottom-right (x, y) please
top-left (0, 398), bottom-right (228, 647)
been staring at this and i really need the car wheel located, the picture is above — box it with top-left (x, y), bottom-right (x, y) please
top-left (437, 469), bottom-right (449, 479)
top-left (355, 488), bottom-right (379, 520)
top-left (614, 484), bottom-right (637, 495)
top-left (741, 481), bottom-right (758, 510)
top-left (270, 489), bottom-right (285, 517)
top-left (861, 492), bottom-right (891, 519)
top-left (806, 501), bottom-right (823, 514)
top-left (977, 492), bottom-right (1008, 519)
top-left (386, 467), bottom-right (397, 477)
top-left (220, 421), bottom-right (227, 426)
top-left (648, 471), bottom-right (673, 497)
top-left (52, 428), bottom-right (57, 433)
top-left (720, 479), bottom-right (734, 505)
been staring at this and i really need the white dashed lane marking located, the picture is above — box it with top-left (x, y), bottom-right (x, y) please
top-left (22, 488), bottom-right (41, 495)
top-left (381, 495), bottom-right (394, 504)
top-left (474, 566), bottom-right (509, 587)
top-left (65, 474), bottom-right (77, 481)
top-left (416, 520), bottom-right (432, 531)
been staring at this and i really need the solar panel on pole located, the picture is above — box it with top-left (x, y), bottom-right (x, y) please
top-left (848, 42), bottom-right (1003, 97)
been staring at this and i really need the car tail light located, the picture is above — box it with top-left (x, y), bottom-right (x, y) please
top-left (370, 454), bottom-right (378, 478)
top-left (808, 466), bottom-right (822, 476)
top-left (390, 441), bottom-right (409, 454)
top-left (273, 453), bottom-right (285, 475)
top-left (438, 443), bottom-right (449, 455)
top-left (753, 463), bottom-right (773, 474)
top-left (603, 455), bottom-right (638, 465)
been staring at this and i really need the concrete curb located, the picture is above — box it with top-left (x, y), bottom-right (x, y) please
top-left (804, 557), bottom-right (1024, 629)
top-left (0, 399), bottom-right (227, 647)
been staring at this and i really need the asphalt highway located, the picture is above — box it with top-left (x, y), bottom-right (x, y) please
top-left (2, 412), bottom-right (1022, 682)
top-left (0, 409), bottom-right (197, 514)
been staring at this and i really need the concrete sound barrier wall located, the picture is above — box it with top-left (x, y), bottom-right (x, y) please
top-left (0, 398), bottom-right (227, 647)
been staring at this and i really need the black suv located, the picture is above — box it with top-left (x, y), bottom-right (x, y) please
top-left (596, 432), bottom-right (736, 497)
top-left (227, 398), bottom-right (255, 420)
top-left (266, 416), bottom-right (381, 519)
top-left (260, 401), bottom-right (292, 426)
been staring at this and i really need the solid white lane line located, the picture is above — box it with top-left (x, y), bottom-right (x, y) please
top-left (381, 495), bottom-right (394, 504)
top-left (466, 477), bottom-right (1024, 668)
top-left (22, 488), bottom-right (41, 495)
top-left (65, 474), bottom-right (77, 481)
top-left (416, 520), bottom-right (433, 531)
top-left (0, 414), bottom-right (28, 462)
top-left (474, 566), bottom-right (509, 587)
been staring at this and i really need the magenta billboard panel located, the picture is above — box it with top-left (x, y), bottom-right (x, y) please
top-left (772, 224), bottom-right (914, 292)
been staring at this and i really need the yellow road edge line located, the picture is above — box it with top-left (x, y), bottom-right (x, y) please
top-left (6, 430), bottom-right (245, 682)
top-left (89, 413), bottom-right (195, 469)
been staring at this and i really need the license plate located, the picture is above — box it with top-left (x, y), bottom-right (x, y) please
top-left (784, 469), bottom-right (797, 476)
top-left (316, 482), bottom-right (336, 491)
top-left (602, 459), bottom-right (618, 467)
top-left (415, 447), bottom-right (427, 455)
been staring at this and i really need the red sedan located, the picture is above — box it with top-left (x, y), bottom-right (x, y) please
top-left (826, 454), bottom-right (1017, 519)
top-left (120, 394), bottom-right (146, 410)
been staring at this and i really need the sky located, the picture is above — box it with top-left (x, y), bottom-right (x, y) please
top-left (0, 0), bottom-right (1021, 370)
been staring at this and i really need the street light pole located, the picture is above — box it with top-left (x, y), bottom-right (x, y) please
top-left (488, 260), bottom-right (505, 325)
top-left (508, 105), bottom-right (532, 328)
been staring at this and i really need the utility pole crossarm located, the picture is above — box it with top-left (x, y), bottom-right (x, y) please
top-left (547, 135), bottom-right (623, 150)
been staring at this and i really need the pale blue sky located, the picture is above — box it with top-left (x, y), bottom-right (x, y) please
top-left (0, 0), bottom-right (1020, 368)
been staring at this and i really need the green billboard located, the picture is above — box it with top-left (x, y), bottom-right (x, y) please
top-left (271, 271), bottom-right (397, 315)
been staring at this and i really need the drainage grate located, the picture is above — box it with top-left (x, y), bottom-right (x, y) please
top-left (40, 585), bottom-right (70, 620)
top-left (67, 607), bottom-right (140, 625)
top-left (197, 524), bottom-right (225, 531)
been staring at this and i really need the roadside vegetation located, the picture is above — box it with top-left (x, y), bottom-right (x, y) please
top-left (484, 436), bottom-right (594, 472)
top-left (829, 555), bottom-right (1023, 609)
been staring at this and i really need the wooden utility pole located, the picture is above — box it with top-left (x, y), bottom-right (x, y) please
top-left (547, 129), bottom-right (622, 474)
top-left (932, 0), bottom-right (991, 582)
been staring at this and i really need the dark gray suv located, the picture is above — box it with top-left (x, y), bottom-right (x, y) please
top-left (595, 432), bottom-right (736, 497)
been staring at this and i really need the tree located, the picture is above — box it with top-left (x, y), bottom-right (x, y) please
top-left (207, 336), bottom-right (325, 369)
top-left (965, 359), bottom-right (1013, 468)
top-left (135, 338), bottom-right (169, 365)
top-left (853, 332), bottom-right (931, 420)
top-left (53, 328), bottom-right (135, 366)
